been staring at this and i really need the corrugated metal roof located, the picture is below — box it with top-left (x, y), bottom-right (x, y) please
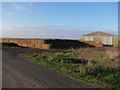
top-left (82, 31), bottom-right (118, 36)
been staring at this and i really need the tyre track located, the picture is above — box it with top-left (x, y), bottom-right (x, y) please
top-left (2, 48), bottom-right (98, 88)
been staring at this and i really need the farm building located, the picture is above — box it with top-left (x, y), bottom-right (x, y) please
top-left (81, 31), bottom-right (118, 46)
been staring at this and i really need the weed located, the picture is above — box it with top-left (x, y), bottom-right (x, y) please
top-left (25, 47), bottom-right (119, 88)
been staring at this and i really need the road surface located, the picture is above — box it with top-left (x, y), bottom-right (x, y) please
top-left (2, 48), bottom-right (97, 88)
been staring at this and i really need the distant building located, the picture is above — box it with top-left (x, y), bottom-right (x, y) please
top-left (81, 31), bottom-right (118, 45)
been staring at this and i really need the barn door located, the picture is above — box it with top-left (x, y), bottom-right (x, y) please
top-left (103, 37), bottom-right (107, 45)
top-left (85, 36), bottom-right (89, 41)
top-left (107, 36), bottom-right (113, 45)
top-left (89, 37), bottom-right (93, 41)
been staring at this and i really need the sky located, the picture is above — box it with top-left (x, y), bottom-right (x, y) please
top-left (2, 2), bottom-right (118, 39)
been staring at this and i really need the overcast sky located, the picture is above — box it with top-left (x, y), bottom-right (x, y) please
top-left (2, 2), bottom-right (118, 39)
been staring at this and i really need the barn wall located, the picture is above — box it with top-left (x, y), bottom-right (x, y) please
top-left (81, 35), bottom-right (118, 46)
top-left (113, 36), bottom-right (118, 44)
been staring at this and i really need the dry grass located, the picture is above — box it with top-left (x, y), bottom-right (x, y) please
top-left (69, 47), bottom-right (118, 69)
top-left (25, 47), bottom-right (120, 88)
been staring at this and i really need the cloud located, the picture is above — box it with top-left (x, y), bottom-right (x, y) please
top-left (2, 24), bottom-right (118, 39)
top-left (3, 3), bottom-right (32, 16)
top-left (12, 3), bottom-right (25, 11)
top-left (6, 12), bottom-right (13, 16)
top-left (29, 2), bottom-right (34, 7)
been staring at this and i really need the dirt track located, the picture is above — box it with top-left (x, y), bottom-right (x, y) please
top-left (2, 48), bottom-right (97, 88)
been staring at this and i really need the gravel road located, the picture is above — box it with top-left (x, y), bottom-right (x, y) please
top-left (2, 48), bottom-right (97, 88)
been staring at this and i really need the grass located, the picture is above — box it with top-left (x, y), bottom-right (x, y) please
top-left (25, 47), bottom-right (119, 88)
top-left (0, 43), bottom-right (2, 48)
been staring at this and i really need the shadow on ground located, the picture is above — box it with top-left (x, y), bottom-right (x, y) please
top-left (2, 43), bottom-right (29, 48)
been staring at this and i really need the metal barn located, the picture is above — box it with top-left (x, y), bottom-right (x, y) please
top-left (81, 31), bottom-right (118, 46)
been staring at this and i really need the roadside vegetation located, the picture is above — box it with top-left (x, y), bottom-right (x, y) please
top-left (0, 43), bottom-right (2, 48)
top-left (25, 47), bottom-right (119, 88)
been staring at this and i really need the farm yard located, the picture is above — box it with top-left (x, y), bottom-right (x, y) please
top-left (2, 40), bottom-right (120, 88)
top-left (2, 1), bottom-right (118, 88)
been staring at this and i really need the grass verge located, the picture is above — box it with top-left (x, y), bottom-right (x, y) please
top-left (25, 48), bottom-right (120, 88)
